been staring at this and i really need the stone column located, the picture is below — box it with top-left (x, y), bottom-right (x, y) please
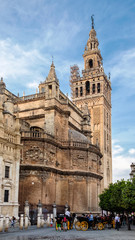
top-left (24, 200), bottom-right (29, 218)
top-left (4, 215), bottom-right (9, 232)
top-left (0, 215), bottom-right (3, 232)
top-left (20, 214), bottom-right (24, 230)
top-left (37, 214), bottom-right (41, 228)
top-left (24, 200), bottom-right (29, 229)
top-left (40, 214), bottom-right (44, 227)
top-left (53, 202), bottom-right (57, 222)
top-left (46, 214), bottom-right (51, 227)
top-left (24, 215), bottom-right (28, 229)
top-left (65, 202), bottom-right (69, 213)
top-left (37, 200), bottom-right (42, 216)
top-left (37, 200), bottom-right (42, 228)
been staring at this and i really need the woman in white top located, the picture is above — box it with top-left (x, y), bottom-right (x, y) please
top-left (115, 214), bottom-right (120, 231)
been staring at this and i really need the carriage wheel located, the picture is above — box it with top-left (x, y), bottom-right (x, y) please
top-left (98, 222), bottom-right (104, 230)
top-left (92, 223), bottom-right (98, 230)
top-left (81, 221), bottom-right (88, 231)
top-left (75, 221), bottom-right (81, 231)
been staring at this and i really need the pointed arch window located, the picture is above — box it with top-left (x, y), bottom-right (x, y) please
top-left (30, 126), bottom-right (44, 138)
top-left (80, 86), bottom-right (83, 96)
top-left (97, 83), bottom-right (100, 93)
top-left (92, 84), bottom-right (95, 94)
top-left (86, 81), bottom-right (90, 95)
top-left (48, 85), bottom-right (52, 97)
top-left (75, 88), bottom-right (78, 97)
top-left (89, 59), bottom-right (93, 68)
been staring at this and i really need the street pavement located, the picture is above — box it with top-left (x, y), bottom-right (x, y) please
top-left (0, 224), bottom-right (135, 240)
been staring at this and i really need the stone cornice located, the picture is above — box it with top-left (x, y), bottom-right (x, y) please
top-left (44, 104), bottom-right (70, 116)
top-left (20, 164), bottom-right (103, 180)
top-left (20, 114), bottom-right (45, 120)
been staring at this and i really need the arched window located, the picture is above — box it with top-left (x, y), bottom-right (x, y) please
top-left (48, 85), bottom-right (52, 97)
top-left (92, 84), bottom-right (95, 94)
top-left (86, 81), bottom-right (90, 95)
top-left (41, 87), bottom-right (45, 93)
top-left (91, 43), bottom-right (92, 49)
top-left (80, 87), bottom-right (83, 96)
top-left (89, 59), bottom-right (93, 68)
top-left (30, 127), bottom-right (43, 138)
top-left (75, 88), bottom-right (78, 97)
top-left (97, 83), bottom-right (100, 93)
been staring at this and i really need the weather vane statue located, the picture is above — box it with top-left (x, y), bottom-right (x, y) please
top-left (91, 15), bottom-right (94, 29)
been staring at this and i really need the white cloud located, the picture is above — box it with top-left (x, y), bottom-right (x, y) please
top-left (0, 38), bottom-right (54, 94)
top-left (106, 48), bottom-right (135, 93)
top-left (112, 144), bottom-right (124, 156)
top-left (129, 148), bottom-right (135, 155)
top-left (26, 81), bottom-right (39, 90)
top-left (112, 141), bottom-right (135, 182)
top-left (32, 18), bottom-right (81, 53)
top-left (0, 38), bottom-right (48, 77)
top-left (0, 38), bottom-right (83, 96)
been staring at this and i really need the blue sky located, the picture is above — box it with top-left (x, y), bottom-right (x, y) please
top-left (0, 0), bottom-right (135, 182)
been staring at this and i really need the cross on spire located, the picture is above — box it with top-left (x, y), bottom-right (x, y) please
top-left (91, 15), bottom-right (94, 29)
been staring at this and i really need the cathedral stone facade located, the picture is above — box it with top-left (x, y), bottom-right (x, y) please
top-left (0, 79), bottom-right (21, 218)
top-left (0, 23), bottom-right (112, 217)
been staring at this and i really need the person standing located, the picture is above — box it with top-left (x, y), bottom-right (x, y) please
top-left (89, 212), bottom-right (94, 221)
top-left (11, 216), bottom-right (16, 227)
top-left (115, 214), bottom-right (120, 231)
top-left (56, 216), bottom-right (61, 231)
top-left (65, 209), bottom-right (71, 229)
top-left (65, 209), bottom-right (70, 218)
top-left (62, 215), bottom-right (67, 231)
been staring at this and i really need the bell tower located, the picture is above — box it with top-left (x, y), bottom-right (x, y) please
top-left (70, 16), bottom-right (112, 189)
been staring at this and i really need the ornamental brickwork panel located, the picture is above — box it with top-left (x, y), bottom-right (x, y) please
top-left (93, 107), bottom-right (100, 124)
top-left (93, 131), bottom-right (100, 146)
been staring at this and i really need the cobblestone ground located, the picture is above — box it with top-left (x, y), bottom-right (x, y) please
top-left (0, 225), bottom-right (135, 240)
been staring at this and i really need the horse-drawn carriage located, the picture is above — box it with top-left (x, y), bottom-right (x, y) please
top-left (75, 215), bottom-right (115, 231)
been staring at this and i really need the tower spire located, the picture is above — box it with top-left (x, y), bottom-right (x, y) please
top-left (46, 60), bottom-right (59, 84)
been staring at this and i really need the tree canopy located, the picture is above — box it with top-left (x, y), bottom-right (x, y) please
top-left (99, 177), bottom-right (135, 213)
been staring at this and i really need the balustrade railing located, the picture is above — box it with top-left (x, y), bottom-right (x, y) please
top-left (21, 131), bottom-right (93, 149)
top-left (17, 92), bottom-right (45, 101)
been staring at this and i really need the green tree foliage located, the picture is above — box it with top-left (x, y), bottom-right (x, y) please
top-left (122, 177), bottom-right (135, 212)
top-left (99, 177), bottom-right (135, 213)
